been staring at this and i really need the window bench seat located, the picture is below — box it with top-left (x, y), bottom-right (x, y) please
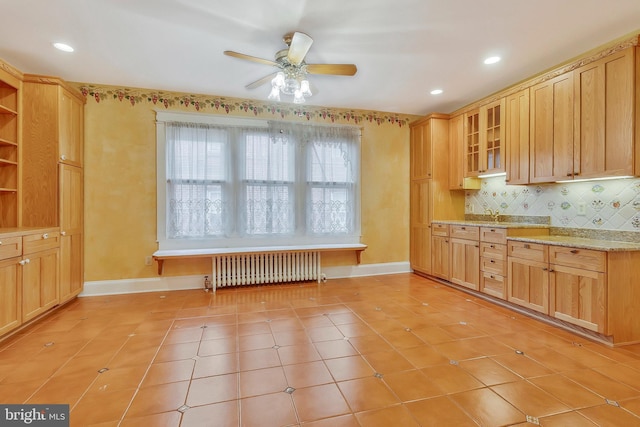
top-left (152, 243), bottom-right (367, 276)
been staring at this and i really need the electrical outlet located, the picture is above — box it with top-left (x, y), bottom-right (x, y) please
top-left (145, 256), bottom-right (152, 266)
top-left (577, 201), bottom-right (586, 216)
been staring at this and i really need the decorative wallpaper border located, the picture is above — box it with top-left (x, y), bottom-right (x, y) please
top-left (74, 83), bottom-right (417, 128)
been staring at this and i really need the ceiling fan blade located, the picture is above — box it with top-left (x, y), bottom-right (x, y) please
top-left (224, 50), bottom-right (278, 67)
top-left (287, 32), bottom-right (313, 66)
top-left (306, 63), bottom-right (357, 76)
top-left (246, 72), bottom-right (277, 90)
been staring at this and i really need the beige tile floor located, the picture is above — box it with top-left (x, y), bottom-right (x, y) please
top-left (2, 273), bottom-right (640, 426)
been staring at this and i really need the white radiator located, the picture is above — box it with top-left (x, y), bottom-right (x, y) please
top-left (211, 251), bottom-right (322, 289)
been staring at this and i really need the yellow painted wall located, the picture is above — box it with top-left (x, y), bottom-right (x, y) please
top-left (79, 84), bottom-right (419, 281)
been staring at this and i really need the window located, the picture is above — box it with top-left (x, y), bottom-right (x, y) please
top-left (156, 112), bottom-right (360, 249)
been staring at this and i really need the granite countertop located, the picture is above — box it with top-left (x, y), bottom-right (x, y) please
top-left (507, 235), bottom-right (640, 252)
top-left (431, 220), bottom-right (550, 229)
top-left (431, 218), bottom-right (640, 251)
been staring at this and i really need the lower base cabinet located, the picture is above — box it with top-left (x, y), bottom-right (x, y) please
top-left (507, 257), bottom-right (549, 314)
top-left (0, 228), bottom-right (62, 339)
top-left (22, 247), bottom-right (59, 322)
top-left (0, 257), bottom-right (21, 336)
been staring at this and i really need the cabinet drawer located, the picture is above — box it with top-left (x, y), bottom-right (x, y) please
top-left (481, 272), bottom-right (505, 299)
top-left (481, 256), bottom-right (506, 276)
top-left (549, 246), bottom-right (605, 272)
top-left (480, 242), bottom-right (507, 261)
top-left (508, 241), bottom-right (548, 262)
top-left (0, 236), bottom-right (22, 260)
top-left (23, 231), bottom-right (60, 254)
top-left (480, 227), bottom-right (507, 244)
top-left (450, 225), bottom-right (479, 240)
top-left (432, 223), bottom-right (449, 237)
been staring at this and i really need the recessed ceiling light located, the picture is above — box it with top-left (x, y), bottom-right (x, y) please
top-left (53, 42), bottom-right (74, 52)
top-left (430, 89), bottom-right (443, 95)
top-left (484, 56), bottom-right (501, 65)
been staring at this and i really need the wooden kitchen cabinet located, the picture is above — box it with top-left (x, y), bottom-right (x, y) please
top-left (21, 76), bottom-right (85, 226)
top-left (0, 65), bottom-right (21, 228)
top-left (507, 241), bottom-right (549, 314)
top-left (464, 100), bottom-right (505, 177)
top-left (21, 230), bottom-right (60, 322)
top-left (410, 179), bottom-right (431, 274)
top-left (449, 225), bottom-right (480, 291)
top-left (22, 247), bottom-right (59, 322)
top-left (431, 224), bottom-right (450, 280)
top-left (0, 235), bottom-right (21, 336)
top-left (21, 75), bottom-right (84, 303)
top-left (505, 88), bottom-right (530, 184)
top-left (411, 119), bottom-right (432, 180)
top-left (480, 227), bottom-right (508, 299)
top-left (529, 72), bottom-right (574, 183)
top-left (549, 246), bottom-right (606, 333)
top-left (410, 115), bottom-right (464, 276)
top-left (449, 114), bottom-right (480, 190)
top-left (573, 47), bottom-right (636, 179)
top-left (59, 164), bottom-right (83, 303)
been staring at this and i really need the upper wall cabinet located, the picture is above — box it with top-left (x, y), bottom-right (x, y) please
top-left (529, 72), bottom-right (575, 183)
top-left (410, 118), bottom-right (432, 180)
top-left (464, 100), bottom-right (505, 177)
top-left (573, 47), bottom-right (636, 179)
top-left (505, 89), bottom-right (530, 185)
top-left (463, 109), bottom-right (480, 177)
top-left (0, 67), bottom-right (21, 228)
top-left (449, 114), bottom-right (481, 190)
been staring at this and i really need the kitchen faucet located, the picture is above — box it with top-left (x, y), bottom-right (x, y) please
top-left (485, 208), bottom-right (500, 223)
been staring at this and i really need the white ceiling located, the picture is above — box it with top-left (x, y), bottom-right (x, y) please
top-left (2, 0), bottom-right (640, 115)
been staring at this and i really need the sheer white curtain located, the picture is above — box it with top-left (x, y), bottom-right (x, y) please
top-left (162, 117), bottom-right (360, 248)
top-left (268, 122), bottom-right (360, 236)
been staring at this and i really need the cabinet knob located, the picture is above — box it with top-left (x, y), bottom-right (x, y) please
top-left (549, 269), bottom-right (555, 273)
top-left (60, 154), bottom-right (67, 161)
top-left (490, 244), bottom-right (495, 248)
top-left (566, 172), bottom-right (572, 177)
top-left (461, 227), bottom-right (466, 230)
top-left (0, 241), bottom-right (2, 246)
top-left (524, 244), bottom-right (530, 249)
top-left (490, 260), bottom-right (495, 263)
top-left (61, 231), bottom-right (67, 236)
top-left (42, 233), bottom-right (49, 239)
top-left (19, 259), bottom-right (30, 266)
top-left (570, 249), bottom-right (578, 254)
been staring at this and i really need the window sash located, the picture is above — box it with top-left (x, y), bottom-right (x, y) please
top-left (156, 113), bottom-right (360, 249)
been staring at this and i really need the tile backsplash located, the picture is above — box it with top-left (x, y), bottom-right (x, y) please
top-left (466, 176), bottom-right (640, 231)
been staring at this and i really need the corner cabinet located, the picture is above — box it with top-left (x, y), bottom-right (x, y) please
top-left (410, 114), bottom-right (464, 276)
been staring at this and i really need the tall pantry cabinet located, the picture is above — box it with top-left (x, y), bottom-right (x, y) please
top-left (410, 114), bottom-right (464, 276)
top-left (22, 75), bottom-right (84, 304)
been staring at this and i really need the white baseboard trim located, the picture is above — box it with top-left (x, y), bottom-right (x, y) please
top-left (79, 262), bottom-right (411, 297)
top-left (323, 261), bottom-right (411, 279)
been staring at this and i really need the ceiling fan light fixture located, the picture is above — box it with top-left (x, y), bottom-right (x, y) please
top-left (272, 71), bottom-right (285, 89)
top-left (293, 89), bottom-right (305, 104)
top-left (300, 80), bottom-right (312, 96)
top-left (268, 85), bottom-right (281, 101)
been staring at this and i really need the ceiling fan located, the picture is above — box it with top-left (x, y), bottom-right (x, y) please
top-left (224, 31), bottom-right (357, 104)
